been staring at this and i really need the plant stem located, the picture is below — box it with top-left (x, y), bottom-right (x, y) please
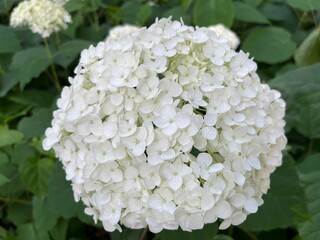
top-left (44, 38), bottom-right (61, 91)
top-left (91, 0), bottom-right (100, 32)
top-left (0, 196), bottom-right (31, 205)
top-left (139, 227), bottom-right (148, 240)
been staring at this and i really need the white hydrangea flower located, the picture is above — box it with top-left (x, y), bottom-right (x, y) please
top-left (43, 18), bottom-right (287, 233)
top-left (10, 0), bottom-right (71, 38)
top-left (208, 24), bottom-right (240, 49)
top-left (105, 25), bottom-right (140, 43)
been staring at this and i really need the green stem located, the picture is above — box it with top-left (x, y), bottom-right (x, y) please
top-left (0, 196), bottom-right (31, 205)
top-left (44, 38), bottom-right (61, 91)
top-left (138, 227), bottom-right (148, 240)
top-left (91, 0), bottom-right (100, 32)
top-left (241, 228), bottom-right (258, 240)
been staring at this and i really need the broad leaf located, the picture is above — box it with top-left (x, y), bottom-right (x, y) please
top-left (18, 108), bottom-right (53, 139)
top-left (242, 27), bottom-right (296, 64)
top-left (295, 27), bottom-right (320, 67)
top-left (234, 2), bottom-right (269, 24)
top-left (10, 47), bottom-right (51, 89)
top-left (269, 63), bottom-right (320, 96)
top-left (240, 153), bottom-right (309, 231)
top-left (0, 173), bottom-right (9, 186)
top-left (0, 125), bottom-right (23, 147)
top-left (193, 0), bottom-right (235, 27)
top-left (19, 157), bottom-right (54, 197)
top-left (287, 0), bottom-right (320, 11)
top-left (297, 154), bottom-right (320, 240)
top-left (8, 89), bottom-right (57, 107)
top-left (55, 40), bottom-right (91, 68)
top-left (0, 25), bottom-right (21, 53)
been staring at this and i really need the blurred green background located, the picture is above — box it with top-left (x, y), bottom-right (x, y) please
top-left (0, 0), bottom-right (320, 239)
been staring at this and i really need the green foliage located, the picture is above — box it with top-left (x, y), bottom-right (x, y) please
top-left (193, 0), bottom-right (235, 27)
top-left (0, 0), bottom-right (320, 239)
top-left (241, 153), bottom-right (309, 231)
top-left (295, 26), bottom-right (320, 66)
top-left (10, 47), bottom-right (51, 89)
top-left (242, 27), bottom-right (296, 64)
top-left (297, 154), bottom-right (320, 240)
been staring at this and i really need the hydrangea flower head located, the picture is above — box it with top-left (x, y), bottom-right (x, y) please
top-left (105, 25), bottom-right (140, 43)
top-left (43, 18), bottom-right (286, 232)
top-left (10, 0), bottom-right (71, 38)
top-left (208, 24), bottom-right (240, 49)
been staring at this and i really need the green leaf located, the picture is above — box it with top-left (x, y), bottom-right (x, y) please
top-left (0, 172), bottom-right (10, 186)
top-left (0, 125), bottom-right (24, 147)
top-left (296, 95), bottom-right (320, 139)
top-left (242, 27), bottom-right (296, 64)
top-left (19, 157), bottom-right (54, 197)
top-left (10, 47), bottom-right (51, 89)
top-left (163, 6), bottom-right (191, 24)
top-left (7, 203), bottom-right (32, 225)
top-left (55, 40), bottom-right (91, 68)
top-left (157, 223), bottom-right (218, 240)
top-left (33, 162), bottom-right (88, 234)
top-left (297, 154), bottom-right (320, 240)
top-left (0, 162), bottom-right (26, 195)
top-left (241, 153), bottom-right (309, 231)
top-left (17, 223), bottom-right (37, 240)
top-left (234, 2), bottom-right (269, 24)
top-left (0, 151), bottom-right (8, 165)
top-left (295, 27), bottom-right (320, 67)
top-left (0, 72), bottom-right (20, 98)
top-left (18, 108), bottom-right (53, 139)
top-left (193, 0), bottom-right (235, 27)
top-left (8, 89), bottom-right (57, 107)
top-left (49, 219), bottom-right (69, 240)
top-left (260, 2), bottom-right (294, 22)
top-left (65, 0), bottom-right (86, 12)
top-left (17, 223), bottom-right (50, 240)
top-left (269, 63), bottom-right (320, 96)
top-left (12, 143), bottom-right (36, 165)
top-left (213, 235), bottom-right (233, 240)
top-left (136, 4), bottom-right (152, 25)
top-left (243, 0), bottom-right (263, 6)
top-left (0, 25), bottom-right (21, 53)
top-left (287, 0), bottom-right (320, 11)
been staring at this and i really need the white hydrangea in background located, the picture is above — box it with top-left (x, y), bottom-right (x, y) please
top-left (10, 0), bottom-right (71, 38)
top-left (105, 25), bottom-right (140, 43)
top-left (43, 18), bottom-right (286, 233)
top-left (208, 24), bottom-right (240, 49)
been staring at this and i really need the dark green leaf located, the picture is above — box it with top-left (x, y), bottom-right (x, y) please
top-left (7, 203), bottom-right (32, 225)
top-left (0, 25), bottom-right (21, 53)
top-left (0, 151), bottom-right (8, 165)
top-left (241, 153), bottom-right (309, 231)
top-left (193, 0), bottom-right (235, 27)
top-left (0, 125), bottom-right (23, 147)
top-left (0, 72), bottom-right (20, 98)
top-left (12, 143), bottom-right (36, 164)
top-left (55, 40), bottom-right (91, 68)
top-left (18, 108), bottom-right (53, 139)
top-left (0, 172), bottom-right (10, 186)
top-left (136, 4), bottom-right (152, 25)
top-left (269, 63), bottom-right (320, 96)
top-left (234, 2), bottom-right (269, 24)
top-left (10, 47), bottom-right (51, 89)
top-left (110, 228), bottom-right (142, 240)
top-left (243, 0), bottom-right (262, 6)
top-left (260, 2), bottom-right (293, 22)
top-left (242, 27), bottom-right (296, 64)
top-left (17, 223), bottom-right (37, 240)
top-left (287, 0), bottom-right (320, 11)
top-left (0, 162), bottom-right (26, 195)
top-left (19, 157), bottom-right (54, 197)
top-left (49, 219), bottom-right (69, 240)
top-left (157, 223), bottom-right (218, 240)
top-left (295, 27), bottom-right (320, 67)
top-left (8, 89), bottom-right (57, 107)
top-left (297, 154), bottom-right (320, 240)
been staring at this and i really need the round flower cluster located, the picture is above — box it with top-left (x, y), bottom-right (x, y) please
top-left (43, 18), bottom-right (286, 232)
top-left (208, 24), bottom-right (240, 49)
top-left (105, 25), bottom-right (140, 43)
top-left (10, 0), bottom-right (71, 38)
